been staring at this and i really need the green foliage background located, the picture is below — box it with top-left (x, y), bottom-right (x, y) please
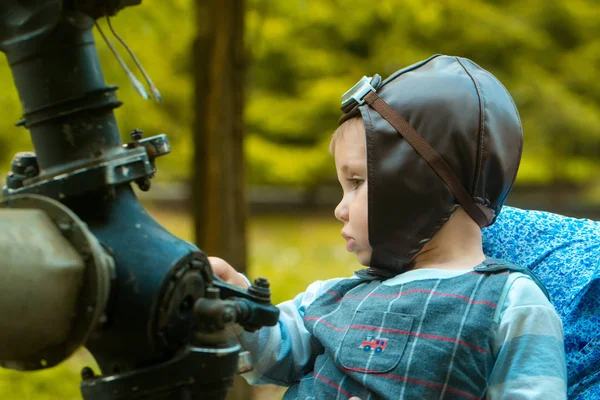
top-left (0, 0), bottom-right (599, 190)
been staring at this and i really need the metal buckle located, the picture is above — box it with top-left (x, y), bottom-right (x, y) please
top-left (341, 76), bottom-right (376, 110)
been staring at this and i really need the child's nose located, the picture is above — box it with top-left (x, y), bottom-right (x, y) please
top-left (334, 199), bottom-right (348, 223)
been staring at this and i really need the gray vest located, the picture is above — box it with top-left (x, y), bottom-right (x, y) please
top-left (284, 262), bottom-right (514, 400)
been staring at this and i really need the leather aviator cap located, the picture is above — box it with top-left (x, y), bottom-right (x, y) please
top-left (339, 55), bottom-right (523, 277)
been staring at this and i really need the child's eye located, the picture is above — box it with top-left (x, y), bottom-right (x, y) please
top-left (348, 178), bottom-right (364, 190)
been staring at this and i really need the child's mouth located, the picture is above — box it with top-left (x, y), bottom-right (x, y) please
top-left (341, 231), bottom-right (355, 252)
top-left (345, 238), bottom-right (356, 252)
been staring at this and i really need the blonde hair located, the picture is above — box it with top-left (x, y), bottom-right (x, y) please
top-left (329, 116), bottom-right (363, 154)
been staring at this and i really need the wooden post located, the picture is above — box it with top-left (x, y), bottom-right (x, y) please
top-left (192, 1), bottom-right (250, 399)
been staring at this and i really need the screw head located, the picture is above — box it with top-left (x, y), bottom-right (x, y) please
top-left (6, 172), bottom-right (23, 189)
top-left (11, 152), bottom-right (38, 175)
top-left (223, 308), bottom-right (235, 323)
top-left (253, 277), bottom-right (270, 289)
top-left (130, 129), bottom-right (144, 141)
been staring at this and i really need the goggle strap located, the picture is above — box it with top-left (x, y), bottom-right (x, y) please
top-left (364, 91), bottom-right (491, 229)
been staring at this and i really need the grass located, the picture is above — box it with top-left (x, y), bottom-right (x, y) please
top-left (0, 206), bottom-right (356, 400)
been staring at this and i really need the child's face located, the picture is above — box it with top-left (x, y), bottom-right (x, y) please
top-left (333, 120), bottom-right (372, 266)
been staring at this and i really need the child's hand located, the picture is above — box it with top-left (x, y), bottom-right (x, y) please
top-left (208, 257), bottom-right (249, 288)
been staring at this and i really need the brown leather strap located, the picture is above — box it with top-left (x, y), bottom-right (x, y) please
top-left (364, 91), bottom-right (490, 228)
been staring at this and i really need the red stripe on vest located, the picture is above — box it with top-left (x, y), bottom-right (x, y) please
top-left (304, 317), bottom-right (488, 354)
top-left (340, 367), bottom-right (480, 400)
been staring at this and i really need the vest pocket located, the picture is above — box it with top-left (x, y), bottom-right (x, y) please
top-left (339, 310), bottom-right (414, 373)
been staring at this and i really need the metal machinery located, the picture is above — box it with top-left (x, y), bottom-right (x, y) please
top-left (0, 1), bottom-right (279, 398)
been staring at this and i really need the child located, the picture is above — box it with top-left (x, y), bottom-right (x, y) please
top-left (210, 55), bottom-right (566, 399)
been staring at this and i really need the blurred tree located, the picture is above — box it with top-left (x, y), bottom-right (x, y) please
top-left (193, 0), bottom-right (247, 273)
top-left (192, 1), bottom-right (250, 400)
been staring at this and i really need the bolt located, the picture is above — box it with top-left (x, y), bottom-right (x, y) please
top-left (81, 366), bottom-right (95, 380)
top-left (6, 172), bottom-right (23, 189)
top-left (130, 129), bottom-right (144, 141)
top-left (11, 152), bottom-right (38, 176)
top-left (249, 277), bottom-right (271, 300)
top-left (223, 308), bottom-right (235, 323)
top-left (253, 277), bottom-right (270, 289)
top-left (179, 296), bottom-right (194, 314)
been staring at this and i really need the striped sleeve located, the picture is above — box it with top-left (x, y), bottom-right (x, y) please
top-left (488, 273), bottom-right (567, 399)
top-left (236, 277), bottom-right (346, 386)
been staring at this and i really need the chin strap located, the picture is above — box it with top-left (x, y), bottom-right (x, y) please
top-left (354, 267), bottom-right (397, 280)
top-left (364, 91), bottom-right (492, 229)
